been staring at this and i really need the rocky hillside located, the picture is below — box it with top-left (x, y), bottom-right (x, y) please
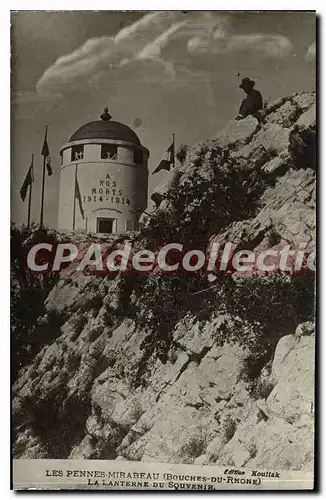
top-left (12, 91), bottom-right (316, 470)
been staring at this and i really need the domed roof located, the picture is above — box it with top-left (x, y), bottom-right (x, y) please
top-left (69, 108), bottom-right (141, 145)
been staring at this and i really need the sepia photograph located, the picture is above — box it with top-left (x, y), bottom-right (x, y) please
top-left (11, 10), bottom-right (316, 490)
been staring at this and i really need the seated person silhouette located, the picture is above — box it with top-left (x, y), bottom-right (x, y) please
top-left (236, 77), bottom-right (263, 120)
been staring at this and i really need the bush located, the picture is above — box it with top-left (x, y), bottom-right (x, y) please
top-left (221, 415), bottom-right (237, 443)
top-left (289, 125), bottom-right (316, 170)
top-left (179, 433), bottom-right (206, 463)
top-left (142, 145), bottom-right (270, 247)
top-left (249, 375), bottom-right (275, 400)
top-left (221, 274), bottom-right (315, 379)
top-left (176, 143), bottom-right (189, 165)
top-left (127, 272), bottom-right (211, 386)
top-left (11, 223), bottom-right (62, 379)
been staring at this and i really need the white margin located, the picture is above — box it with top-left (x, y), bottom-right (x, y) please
top-left (2, 3), bottom-right (323, 499)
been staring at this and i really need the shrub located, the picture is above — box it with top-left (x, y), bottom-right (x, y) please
top-left (176, 143), bottom-right (189, 165)
top-left (142, 147), bottom-right (270, 247)
top-left (179, 432), bottom-right (207, 462)
top-left (221, 415), bottom-right (237, 443)
top-left (289, 125), bottom-right (316, 170)
top-left (11, 223), bottom-right (62, 379)
top-left (249, 375), bottom-right (275, 400)
top-left (221, 274), bottom-right (315, 379)
top-left (127, 272), bottom-right (211, 386)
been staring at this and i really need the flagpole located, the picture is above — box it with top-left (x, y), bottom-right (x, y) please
top-left (40, 125), bottom-right (47, 227)
top-left (27, 154), bottom-right (33, 228)
top-left (73, 163), bottom-right (77, 230)
top-left (172, 133), bottom-right (176, 169)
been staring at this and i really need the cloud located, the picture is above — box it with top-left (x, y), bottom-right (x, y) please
top-left (136, 14), bottom-right (229, 61)
top-left (36, 11), bottom-right (293, 95)
top-left (36, 12), bottom-right (228, 94)
top-left (36, 36), bottom-right (115, 92)
top-left (136, 21), bottom-right (188, 60)
top-left (306, 42), bottom-right (316, 61)
top-left (36, 12), bottom-right (184, 92)
top-left (89, 58), bottom-right (176, 86)
top-left (188, 33), bottom-right (293, 58)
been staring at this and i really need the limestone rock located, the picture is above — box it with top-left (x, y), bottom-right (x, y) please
top-left (262, 156), bottom-right (286, 175)
top-left (210, 166), bottom-right (315, 255)
top-left (214, 116), bottom-right (259, 149)
top-left (268, 335), bottom-right (314, 422)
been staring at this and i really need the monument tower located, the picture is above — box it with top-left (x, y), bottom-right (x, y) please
top-left (58, 108), bottom-right (149, 233)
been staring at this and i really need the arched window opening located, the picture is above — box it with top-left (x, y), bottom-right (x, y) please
top-left (71, 145), bottom-right (84, 161)
top-left (101, 144), bottom-right (117, 160)
top-left (134, 148), bottom-right (143, 165)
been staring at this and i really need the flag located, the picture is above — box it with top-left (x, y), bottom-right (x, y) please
top-left (20, 160), bottom-right (34, 201)
top-left (75, 174), bottom-right (85, 219)
top-left (41, 127), bottom-right (52, 176)
top-left (152, 142), bottom-right (174, 175)
top-left (46, 155), bottom-right (52, 176)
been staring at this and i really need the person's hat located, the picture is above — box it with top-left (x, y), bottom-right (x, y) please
top-left (239, 77), bottom-right (255, 89)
